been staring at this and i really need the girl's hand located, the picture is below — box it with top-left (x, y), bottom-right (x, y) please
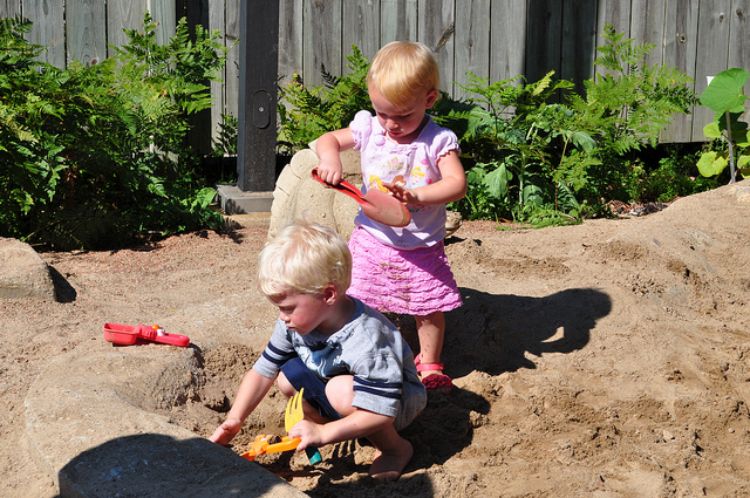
top-left (315, 128), bottom-right (355, 185)
top-left (288, 419), bottom-right (324, 450)
top-left (209, 418), bottom-right (242, 446)
top-left (387, 150), bottom-right (467, 206)
top-left (316, 160), bottom-right (343, 185)
top-left (385, 176), bottom-right (421, 206)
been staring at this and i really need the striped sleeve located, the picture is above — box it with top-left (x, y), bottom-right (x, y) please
top-left (351, 353), bottom-right (403, 418)
top-left (253, 320), bottom-right (296, 378)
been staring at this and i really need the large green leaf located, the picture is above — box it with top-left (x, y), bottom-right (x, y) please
top-left (702, 121), bottom-right (722, 139)
top-left (699, 68), bottom-right (749, 114)
top-left (521, 184), bottom-right (544, 206)
top-left (738, 154), bottom-right (750, 176)
top-left (696, 151), bottom-right (728, 177)
top-left (483, 162), bottom-right (511, 199)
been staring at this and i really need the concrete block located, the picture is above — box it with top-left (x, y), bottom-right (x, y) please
top-left (217, 185), bottom-right (274, 214)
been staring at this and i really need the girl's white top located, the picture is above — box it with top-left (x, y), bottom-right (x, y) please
top-left (350, 110), bottom-right (460, 249)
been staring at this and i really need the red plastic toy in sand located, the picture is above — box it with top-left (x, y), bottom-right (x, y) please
top-left (103, 323), bottom-right (190, 347)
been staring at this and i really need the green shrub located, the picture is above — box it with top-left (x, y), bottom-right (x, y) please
top-left (450, 24), bottom-right (696, 225)
top-left (447, 71), bottom-right (592, 224)
top-left (567, 24), bottom-right (697, 206)
top-left (0, 15), bottom-right (227, 249)
top-left (695, 67), bottom-right (750, 182)
top-left (277, 46), bottom-right (371, 154)
top-left (631, 144), bottom-right (718, 202)
top-left (275, 30), bottom-right (699, 228)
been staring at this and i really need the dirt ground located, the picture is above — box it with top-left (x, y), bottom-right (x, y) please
top-left (2, 182), bottom-right (750, 498)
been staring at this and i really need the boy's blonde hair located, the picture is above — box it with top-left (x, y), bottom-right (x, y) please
top-left (367, 41), bottom-right (439, 108)
top-left (258, 221), bottom-right (352, 298)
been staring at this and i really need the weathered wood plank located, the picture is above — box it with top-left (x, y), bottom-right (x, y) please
top-left (489, 0), bottom-right (527, 83)
top-left (208, 0), bottom-right (226, 142)
top-left (66, 0), bottom-right (106, 66)
top-left (630, 0), bottom-right (667, 66)
top-left (151, 0), bottom-right (177, 46)
top-left (418, 0), bottom-right (455, 94)
top-left (525, 0), bottom-right (563, 84)
top-left (454, 0), bottom-right (490, 100)
top-left (225, 0), bottom-right (240, 118)
top-left (303, 0), bottom-right (342, 85)
top-left (595, 0), bottom-right (632, 74)
top-left (181, 0), bottom-right (212, 155)
top-left (25, 0), bottom-right (65, 67)
top-left (596, 0), bottom-right (632, 36)
top-left (107, 1), bottom-right (148, 55)
top-left (0, 0), bottom-right (21, 18)
top-left (343, 0), bottom-right (380, 60)
top-left (661, 0), bottom-right (699, 143)
top-left (729, 0), bottom-right (750, 97)
top-left (380, 0), bottom-right (417, 44)
top-left (561, 0), bottom-right (597, 93)
top-left (691, 0), bottom-right (732, 141)
top-left (278, 0), bottom-right (303, 84)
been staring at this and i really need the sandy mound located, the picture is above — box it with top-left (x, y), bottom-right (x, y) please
top-left (1, 182), bottom-right (749, 497)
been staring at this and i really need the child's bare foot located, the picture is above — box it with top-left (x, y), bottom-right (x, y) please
top-left (368, 438), bottom-right (413, 481)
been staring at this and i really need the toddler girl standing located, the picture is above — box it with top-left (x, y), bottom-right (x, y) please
top-left (315, 41), bottom-right (466, 391)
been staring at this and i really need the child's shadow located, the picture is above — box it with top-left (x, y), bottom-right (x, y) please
top-left (446, 287), bottom-right (612, 377)
top-left (393, 286), bottom-right (611, 378)
top-left (404, 386), bottom-right (490, 467)
top-left (299, 386), bottom-right (489, 496)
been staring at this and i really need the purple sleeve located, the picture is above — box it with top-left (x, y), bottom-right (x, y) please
top-left (430, 128), bottom-right (460, 161)
top-left (350, 110), bottom-right (374, 151)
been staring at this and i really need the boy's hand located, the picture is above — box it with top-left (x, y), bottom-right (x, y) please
top-left (209, 418), bottom-right (242, 446)
top-left (288, 419), bottom-right (324, 450)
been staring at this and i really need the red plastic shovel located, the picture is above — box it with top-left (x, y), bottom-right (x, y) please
top-left (311, 168), bottom-right (411, 227)
top-left (103, 323), bottom-right (190, 347)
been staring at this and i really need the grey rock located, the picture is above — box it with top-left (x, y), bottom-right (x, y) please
top-left (0, 237), bottom-right (55, 300)
top-left (25, 345), bottom-right (305, 497)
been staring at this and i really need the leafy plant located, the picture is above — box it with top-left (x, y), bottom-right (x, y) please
top-left (0, 14), bottom-right (227, 249)
top-left (696, 67), bottom-right (750, 183)
top-left (277, 46), bottom-right (371, 154)
top-left (212, 113), bottom-right (238, 157)
top-left (450, 24), bottom-right (696, 224)
top-left (565, 24), bottom-right (696, 205)
top-left (448, 71), bottom-right (588, 224)
top-left (273, 33), bottom-right (697, 228)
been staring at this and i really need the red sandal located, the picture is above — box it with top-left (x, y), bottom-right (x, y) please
top-left (414, 353), bottom-right (453, 392)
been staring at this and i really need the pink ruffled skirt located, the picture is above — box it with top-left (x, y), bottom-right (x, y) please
top-left (347, 227), bottom-right (462, 315)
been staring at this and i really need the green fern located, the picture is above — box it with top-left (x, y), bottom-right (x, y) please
top-left (0, 13), bottom-right (226, 249)
top-left (277, 46), bottom-right (371, 153)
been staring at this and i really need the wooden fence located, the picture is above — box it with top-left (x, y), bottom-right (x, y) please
top-left (3, 0), bottom-right (749, 144)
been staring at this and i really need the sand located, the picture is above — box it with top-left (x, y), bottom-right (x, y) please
top-left (2, 182), bottom-right (750, 497)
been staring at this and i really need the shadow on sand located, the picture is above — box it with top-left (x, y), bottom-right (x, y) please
top-left (447, 287), bottom-right (612, 377)
top-left (56, 433), bottom-right (294, 497)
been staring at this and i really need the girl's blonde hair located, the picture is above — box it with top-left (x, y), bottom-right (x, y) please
top-left (367, 41), bottom-right (439, 108)
top-left (258, 221), bottom-right (352, 298)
